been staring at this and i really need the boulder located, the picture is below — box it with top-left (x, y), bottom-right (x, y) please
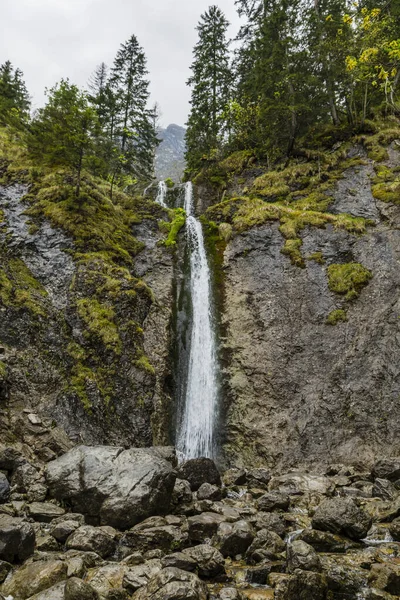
top-left (373, 479), bottom-right (397, 501)
top-left (176, 458), bottom-right (221, 491)
top-left (269, 473), bottom-right (334, 496)
top-left (222, 469), bottom-right (247, 487)
top-left (66, 525), bottom-right (117, 558)
top-left (372, 459), bottom-right (400, 482)
top-left (86, 564), bottom-right (126, 596)
top-left (0, 514), bottom-right (35, 562)
top-left (64, 577), bottom-right (99, 600)
top-left (246, 529), bottom-right (286, 563)
top-left (197, 483), bottom-right (222, 501)
top-left (389, 518), bottom-right (400, 540)
top-left (2, 559), bottom-right (67, 599)
top-left (311, 497), bottom-right (371, 540)
top-left (133, 567), bottom-right (208, 600)
top-left (298, 528), bottom-right (359, 553)
top-left (26, 502), bottom-right (65, 522)
top-left (276, 570), bottom-right (327, 600)
top-left (188, 512), bottom-right (225, 542)
top-left (287, 540), bottom-right (321, 573)
top-left (26, 582), bottom-right (66, 600)
top-left (216, 520), bottom-right (255, 557)
top-left (182, 544), bottom-right (225, 578)
top-left (161, 552), bottom-right (197, 572)
top-left (253, 511), bottom-right (286, 536)
top-left (122, 559), bottom-right (162, 593)
top-left (46, 446), bottom-right (176, 529)
top-left (0, 473), bottom-right (10, 503)
top-left (50, 518), bottom-right (81, 543)
top-left (0, 559), bottom-right (12, 583)
top-left (256, 492), bottom-right (290, 512)
top-left (219, 588), bottom-right (244, 600)
top-left (121, 517), bottom-right (188, 552)
top-left (172, 479), bottom-right (193, 505)
top-left (246, 468), bottom-right (271, 489)
top-left (0, 446), bottom-right (24, 471)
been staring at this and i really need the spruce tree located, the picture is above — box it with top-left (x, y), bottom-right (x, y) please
top-left (0, 61), bottom-right (30, 125)
top-left (110, 34), bottom-right (158, 182)
top-left (185, 6), bottom-right (232, 173)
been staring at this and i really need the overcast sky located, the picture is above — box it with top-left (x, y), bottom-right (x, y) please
top-left (0, 0), bottom-right (241, 128)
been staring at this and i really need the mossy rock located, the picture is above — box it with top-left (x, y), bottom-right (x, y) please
top-left (307, 251), bottom-right (325, 265)
top-left (327, 263), bottom-right (373, 301)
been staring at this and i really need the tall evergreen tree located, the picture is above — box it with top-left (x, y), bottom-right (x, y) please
top-left (0, 61), bottom-right (30, 125)
top-left (185, 6), bottom-right (232, 172)
top-left (110, 34), bottom-right (158, 181)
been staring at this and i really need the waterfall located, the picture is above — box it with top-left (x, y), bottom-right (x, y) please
top-left (155, 181), bottom-right (168, 207)
top-left (177, 182), bottom-right (219, 460)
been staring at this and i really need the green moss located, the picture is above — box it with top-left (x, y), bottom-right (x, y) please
top-left (162, 208), bottom-right (186, 247)
top-left (77, 298), bottom-right (121, 354)
top-left (372, 180), bottom-right (400, 204)
top-left (0, 360), bottom-right (7, 379)
top-left (219, 222), bottom-right (233, 242)
top-left (0, 258), bottom-right (47, 316)
top-left (165, 178), bottom-right (175, 188)
top-left (327, 263), bottom-right (373, 300)
top-left (70, 364), bottom-right (96, 412)
top-left (307, 251), bottom-right (326, 265)
top-left (281, 238), bottom-right (305, 268)
top-left (326, 309), bottom-right (348, 325)
top-left (135, 354), bottom-right (155, 375)
top-left (67, 342), bottom-right (87, 361)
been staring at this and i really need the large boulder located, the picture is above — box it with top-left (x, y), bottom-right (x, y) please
top-left (122, 559), bottom-right (162, 594)
top-left (216, 520), bottom-right (255, 558)
top-left (133, 567), bottom-right (208, 600)
top-left (311, 497), bottom-right (372, 540)
top-left (275, 570), bottom-right (327, 600)
top-left (0, 514), bottom-right (35, 562)
top-left (2, 559), bottom-right (67, 599)
top-left (64, 577), bottom-right (99, 600)
top-left (188, 512), bottom-right (225, 542)
top-left (182, 545), bottom-right (225, 579)
top-left (246, 529), bottom-right (286, 563)
top-left (176, 458), bottom-right (221, 491)
top-left (45, 446), bottom-right (176, 529)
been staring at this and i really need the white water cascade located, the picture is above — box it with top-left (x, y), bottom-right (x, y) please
top-left (177, 182), bottom-right (219, 459)
top-left (155, 181), bottom-right (168, 207)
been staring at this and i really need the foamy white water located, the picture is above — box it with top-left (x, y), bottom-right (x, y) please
top-left (155, 181), bottom-right (168, 207)
top-left (177, 182), bottom-right (218, 459)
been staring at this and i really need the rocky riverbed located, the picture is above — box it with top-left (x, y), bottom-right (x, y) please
top-left (2, 445), bottom-right (400, 599)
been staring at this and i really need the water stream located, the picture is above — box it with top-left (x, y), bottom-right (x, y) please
top-left (176, 182), bottom-right (219, 459)
top-left (155, 181), bottom-right (168, 207)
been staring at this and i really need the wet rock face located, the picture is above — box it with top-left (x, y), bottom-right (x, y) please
top-left (46, 446), bottom-right (176, 529)
top-left (221, 157), bottom-right (400, 469)
top-left (0, 184), bottom-right (175, 454)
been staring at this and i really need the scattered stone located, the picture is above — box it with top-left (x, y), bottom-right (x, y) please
top-left (36, 533), bottom-right (60, 551)
top-left (269, 473), bottom-right (334, 496)
top-left (219, 588), bottom-right (244, 600)
top-left (172, 479), bottom-right (193, 505)
top-left (312, 497), bottom-right (372, 540)
top-left (66, 525), bottom-right (117, 558)
top-left (0, 447), bottom-right (24, 471)
top-left (50, 518), bottom-right (81, 543)
top-left (64, 577), bottom-right (99, 600)
top-left (276, 570), bottom-right (328, 600)
top-left (0, 474), bottom-right (10, 503)
top-left (223, 469), bottom-right (247, 487)
top-left (46, 445), bottom-right (176, 529)
top-left (246, 468), bottom-right (271, 489)
top-left (133, 567), bottom-right (208, 600)
top-left (122, 559), bottom-right (162, 593)
top-left (372, 459), bottom-right (400, 482)
top-left (298, 528), bottom-right (359, 553)
top-left (26, 581), bottom-right (66, 600)
top-left (188, 511), bottom-right (225, 542)
top-left (27, 501), bottom-right (65, 522)
top-left (197, 482), bottom-right (222, 501)
top-left (287, 540), bottom-right (321, 573)
top-left (0, 559), bottom-right (12, 583)
top-left (177, 458), bottom-right (221, 491)
top-left (256, 492), bottom-right (290, 512)
top-left (253, 511), bottom-right (286, 536)
top-left (2, 559), bottom-right (67, 599)
top-left (182, 544), bottom-right (225, 578)
top-left (389, 518), bottom-right (400, 540)
top-left (373, 479), bottom-right (397, 501)
top-left (161, 551), bottom-right (197, 572)
top-left (86, 564), bottom-right (126, 596)
top-left (217, 520), bottom-right (255, 557)
top-left (122, 521), bottom-right (187, 553)
top-left (246, 528), bottom-right (286, 563)
top-left (0, 514), bottom-right (35, 562)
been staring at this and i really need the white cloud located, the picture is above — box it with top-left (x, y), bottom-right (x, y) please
top-left (0, 0), bottom-right (241, 126)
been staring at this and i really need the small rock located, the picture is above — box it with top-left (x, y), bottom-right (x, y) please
top-left (217, 520), bottom-right (255, 558)
top-left (0, 474), bottom-right (10, 504)
top-left (182, 544), bottom-right (225, 578)
top-left (64, 577), bottom-right (99, 600)
top-left (373, 479), bottom-right (397, 501)
top-left (27, 413), bottom-right (42, 425)
top-left (197, 483), bottom-right (222, 501)
top-left (277, 569), bottom-right (327, 600)
top-left (27, 502), bottom-right (65, 522)
top-left (223, 469), bottom-right (247, 487)
top-left (287, 540), bottom-right (321, 573)
top-left (133, 567), bottom-right (208, 600)
top-left (311, 497), bottom-right (371, 540)
top-left (372, 459), bottom-right (400, 482)
top-left (369, 563), bottom-right (400, 596)
top-left (122, 559), bottom-right (162, 593)
top-left (188, 512), bottom-right (225, 542)
top-left (298, 528), bottom-right (359, 553)
top-left (50, 518), bottom-right (81, 543)
top-left (0, 559), bottom-right (12, 583)
top-left (246, 528), bottom-right (286, 563)
top-left (0, 513), bottom-right (35, 562)
top-left (219, 588), bottom-right (244, 600)
top-left (246, 468), bottom-right (271, 489)
top-left (253, 511), bottom-right (286, 536)
top-left (256, 492), bottom-right (290, 512)
top-left (66, 525), bottom-right (117, 558)
top-left (177, 458), bottom-right (221, 491)
top-left (389, 518), bottom-right (400, 541)
top-left (172, 479), bottom-right (192, 505)
top-left (161, 552), bottom-right (197, 572)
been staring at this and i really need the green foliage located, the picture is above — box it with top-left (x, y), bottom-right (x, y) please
top-left (185, 5), bottom-right (232, 173)
top-left (281, 238), bottom-right (305, 267)
top-left (0, 61), bottom-right (30, 126)
top-left (77, 298), bottom-right (121, 353)
top-left (0, 258), bottom-right (47, 316)
top-left (165, 178), bottom-right (175, 188)
top-left (327, 309), bottom-right (348, 325)
top-left (327, 262), bottom-right (373, 300)
top-left (135, 354), bottom-right (156, 375)
top-left (161, 208), bottom-right (186, 247)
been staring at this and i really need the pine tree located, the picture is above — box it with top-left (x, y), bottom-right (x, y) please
top-left (0, 61), bottom-right (30, 125)
top-left (110, 35), bottom-right (158, 182)
top-left (185, 6), bottom-right (232, 172)
top-left (28, 80), bottom-right (97, 198)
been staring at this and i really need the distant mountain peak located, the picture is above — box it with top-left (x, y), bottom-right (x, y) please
top-left (155, 124), bottom-right (186, 182)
